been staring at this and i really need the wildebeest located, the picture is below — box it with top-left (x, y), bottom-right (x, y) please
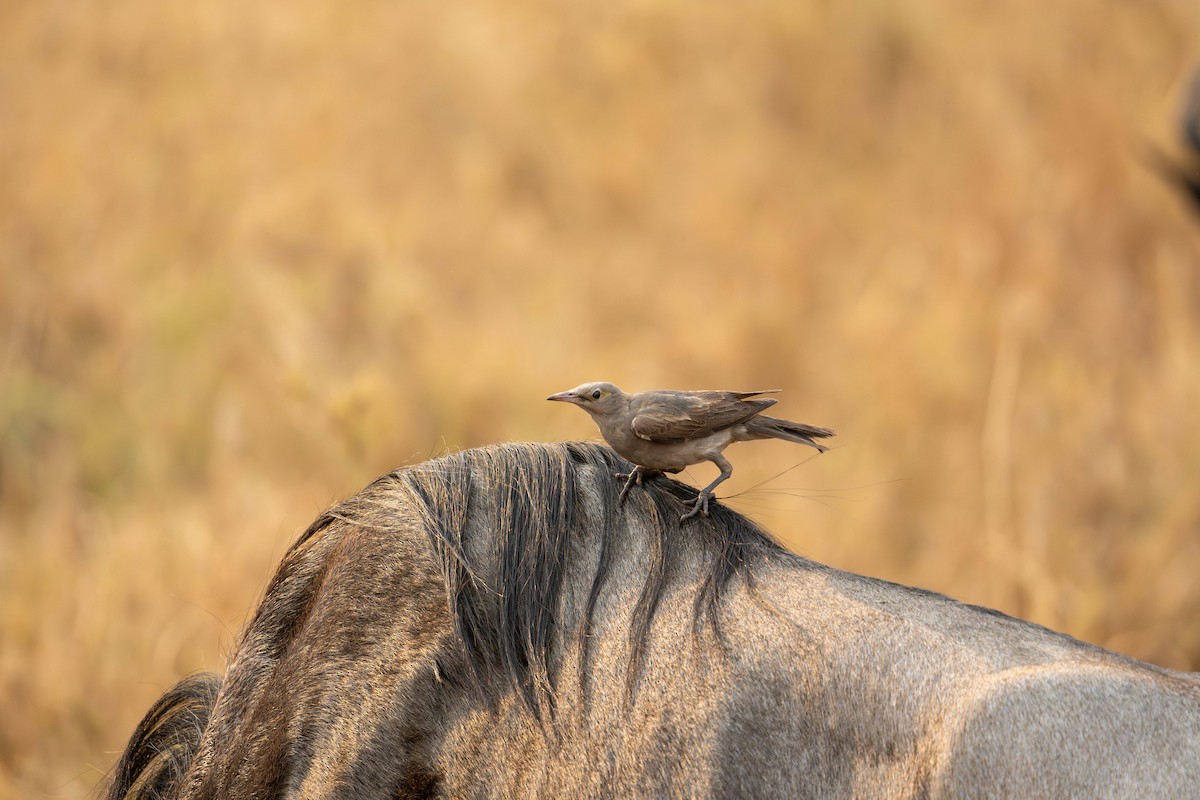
top-left (1143, 66), bottom-right (1200, 211)
top-left (105, 442), bottom-right (1200, 798)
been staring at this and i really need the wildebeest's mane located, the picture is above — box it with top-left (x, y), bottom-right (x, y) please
top-left (103, 671), bottom-right (222, 799)
top-left (374, 441), bottom-right (799, 722)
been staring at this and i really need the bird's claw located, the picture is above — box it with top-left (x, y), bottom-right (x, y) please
top-left (615, 467), bottom-right (664, 506)
top-left (680, 491), bottom-right (712, 523)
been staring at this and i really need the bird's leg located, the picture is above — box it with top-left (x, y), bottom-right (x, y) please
top-left (681, 456), bottom-right (733, 522)
top-left (615, 466), bottom-right (660, 505)
top-left (617, 468), bottom-right (642, 505)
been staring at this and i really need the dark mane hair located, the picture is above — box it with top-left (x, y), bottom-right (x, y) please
top-left (322, 441), bottom-right (800, 721)
top-left (102, 672), bottom-right (222, 799)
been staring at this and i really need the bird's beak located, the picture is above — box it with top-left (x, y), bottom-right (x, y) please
top-left (546, 391), bottom-right (578, 404)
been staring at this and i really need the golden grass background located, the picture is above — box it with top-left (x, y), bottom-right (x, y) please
top-left (3, 1), bottom-right (1200, 795)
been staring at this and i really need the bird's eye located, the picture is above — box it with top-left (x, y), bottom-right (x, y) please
top-left (591, 390), bottom-right (602, 400)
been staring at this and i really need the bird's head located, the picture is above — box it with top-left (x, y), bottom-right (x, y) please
top-left (546, 382), bottom-right (624, 416)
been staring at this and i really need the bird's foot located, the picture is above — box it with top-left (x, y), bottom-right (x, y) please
top-left (615, 467), bottom-right (659, 505)
top-left (680, 491), bottom-right (713, 523)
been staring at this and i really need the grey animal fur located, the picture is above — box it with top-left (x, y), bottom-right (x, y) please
top-left (105, 442), bottom-right (1200, 799)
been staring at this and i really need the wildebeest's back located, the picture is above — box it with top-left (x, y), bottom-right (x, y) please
top-left (725, 562), bottom-right (1200, 798)
top-left (939, 664), bottom-right (1200, 798)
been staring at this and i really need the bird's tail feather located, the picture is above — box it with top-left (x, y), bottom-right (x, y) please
top-left (746, 415), bottom-right (835, 452)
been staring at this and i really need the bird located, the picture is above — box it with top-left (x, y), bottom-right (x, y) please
top-left (547, 382), bottom-right (834, 521)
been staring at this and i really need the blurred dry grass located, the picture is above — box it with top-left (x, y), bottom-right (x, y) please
top-left (3, 0), bottom-right (1200, 795)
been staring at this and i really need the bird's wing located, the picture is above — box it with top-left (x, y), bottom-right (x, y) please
top-left (630, 391), bottom-right (778, 443)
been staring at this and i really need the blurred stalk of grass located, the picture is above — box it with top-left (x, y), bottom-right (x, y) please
top-left (3, 0), bottom-right (1200, 795)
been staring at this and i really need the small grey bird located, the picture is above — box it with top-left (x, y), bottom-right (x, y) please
top-left (547, 382), bottom-right (834, 520)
